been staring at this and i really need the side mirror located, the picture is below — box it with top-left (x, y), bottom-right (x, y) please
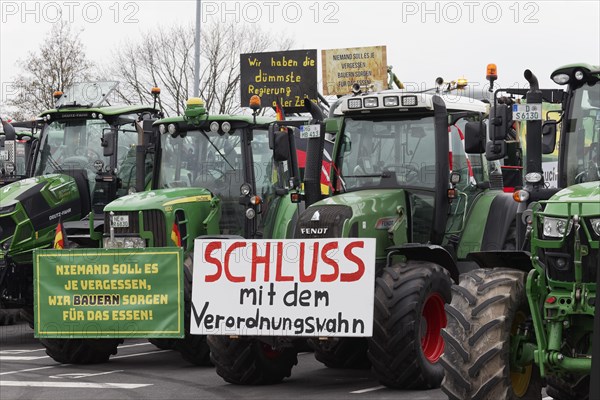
top-left (485, 140), bottom-right (506, 161)
top-left (102, 130), bottom-right (115, 157)
top-left (272, 129), bottom-right (290, 162)
top-left (490, 103), bottom-right (512, 141)
top-left (464, 121), bottom-right (486, 154)
top-left (542, 121), bottom-right (557, 154)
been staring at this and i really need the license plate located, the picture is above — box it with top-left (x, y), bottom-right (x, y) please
top-left (299, 124), bottom-right (321, 139)
top-left (111, 215), bottom-right (129, 228)
top-left (512, 103), bottom-right (542, 121)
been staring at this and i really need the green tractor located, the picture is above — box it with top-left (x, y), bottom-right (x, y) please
top-left (37, 96), bottom-right (323, 364)
top-left (0, 81), bottom-right (161, 326)
top-left (441, 64), bottom-right (599, 399)
top-left (207, 79), bottom-right (522, 387)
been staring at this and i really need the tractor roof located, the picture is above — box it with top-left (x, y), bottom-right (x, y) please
top-left (332, 89), bottom-right (488, 116)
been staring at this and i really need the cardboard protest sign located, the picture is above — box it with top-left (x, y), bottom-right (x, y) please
top-left (240, 49), bottom-right (318, 112)
top-left (322, 45), bottom-right (387, 95)
top-left (191, 238), bottom-right (375, 337)
top-left (34, 248), bottom-right (183, 338)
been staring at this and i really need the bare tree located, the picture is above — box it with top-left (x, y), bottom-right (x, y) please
top-left (106, 21), bottom-right (293, 116)
top-left (8, 21), bottom-right (93, 119)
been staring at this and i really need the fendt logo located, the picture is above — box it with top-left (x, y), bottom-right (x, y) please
top-left (310, 210), bottom-right (320, 221)
top-left (300, 227), bottom-right (328, 235)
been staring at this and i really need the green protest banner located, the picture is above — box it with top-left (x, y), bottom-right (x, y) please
top-left (34, 247), bottom-right (183, 338)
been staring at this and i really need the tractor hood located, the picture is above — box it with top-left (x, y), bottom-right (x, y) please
top-left (104, 187), bottom-right (213, 212)
top-left (295, 189), bottom-right (408, 261)
top-left (0, 173), bottom-right (83, 223)
top-left (543, 182), bottom-right (600, 216)
top-left (0, 173), bottom-right (85, 259)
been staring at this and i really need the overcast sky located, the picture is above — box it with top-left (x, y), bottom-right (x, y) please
top-left (1, 0), bottom-right (599, 111)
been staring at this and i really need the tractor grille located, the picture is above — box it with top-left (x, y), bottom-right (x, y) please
top-left (294, 205), bottom-right (352, 239)
top-left (0, 216), bottom-right (16, 241)
top-left (539, 221), bottom-right (598, 284)
top-left (104, 210), bottom-right (167, 247)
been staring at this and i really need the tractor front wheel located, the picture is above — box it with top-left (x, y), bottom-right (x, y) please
top-left (309, 337), bottom-right (370, 369)
top-left (440, 268), bottom-right (542, 400)
top-left (173, 255), bottom-right (211, 366)
top-left (40, 338), bottom-right (122, 364)
top-left (208, 336), bottom-right (298, 385)
top-left (367, 261), bottom-right (452, 389)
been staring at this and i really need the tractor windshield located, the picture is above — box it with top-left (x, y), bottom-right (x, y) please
top-left (36, 119), bottom-right (110, 176)
top-left (335, 115), bottom-right (437, 191)
top-left (36, 119), bottom-right (139, 194)
top-left (158, 129), bottom-right (243, 191)
top-left (564, 81), bottom-right (600, 185)
top-left (158, 129), bottom-right (245, 234)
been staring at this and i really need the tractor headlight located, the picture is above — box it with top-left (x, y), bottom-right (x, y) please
top-left (552, 73), bottom-right (570, 85)
top-left (363, 97), bottom-right (378, 108)
top-left (347, 99), bottom-right (362, 109)
top-left (543, 217), bottom-right (573, 238)
top-left (168, 124), bottom-right (177, 136)
top-left (103, 237), bottom-right (146, 249)
top-left (245, 208), bottom-right (256, 219)
top-left (383, 96), bottom-right (399, 107)
top-left (0, 204), bottom-right (16, 214)
top-left (159, 124), bottom-right (166, 134)
top-left (221, 121), bottom-right (231, 134)
top-left (240, 183), bottom-right (251, 196)
top-left (401, 95), bottom-right (418, 106)
top-left (525, 172), bottom-right (543, 184)
top-left (210, 121), bottom-right (220, 133)
top-left (574, 70), bottom-right (584, 81)
top-left (591, 218), bottom-right (600, 236)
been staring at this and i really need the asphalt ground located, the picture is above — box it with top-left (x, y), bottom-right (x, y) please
top-left (0, 321), bottom-right (556, 400)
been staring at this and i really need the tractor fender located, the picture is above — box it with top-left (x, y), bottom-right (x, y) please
top-left (457, 191), bottom-right (518, 258)
top-left (386, 244), bottom-right (459, 283)
top-left (466, 250), bottom-right (533, 274)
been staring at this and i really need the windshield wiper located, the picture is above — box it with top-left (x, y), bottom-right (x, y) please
top-left (200, 131), bottom-right (235, 171)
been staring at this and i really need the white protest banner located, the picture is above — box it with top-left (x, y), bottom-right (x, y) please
top-left (191, 238), bottom-right (375, 337)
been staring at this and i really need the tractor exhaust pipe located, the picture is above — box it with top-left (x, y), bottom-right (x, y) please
top-left (303, 99), bottom-right (325, 208)
top-left (524, 69), bottom-right (539, 91)
top-left (524, 69), bottom-right (543, 176)
top-left (304, 98), bottom-right (325, 123)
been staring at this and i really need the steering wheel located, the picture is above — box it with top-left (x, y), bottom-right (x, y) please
top-left (195, 169), bottom-right (228, 193)
top-left (74, 147), bottom-right (102, 161)
top-left (385, 164), bottom-right (420, 184)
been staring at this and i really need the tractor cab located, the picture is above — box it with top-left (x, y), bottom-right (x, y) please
top-left (0, 82), bottom-right (161, 316)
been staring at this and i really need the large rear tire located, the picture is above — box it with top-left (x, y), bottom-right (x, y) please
top-left (173, 255), bottom-right (211, 366)
top-left (40, 338), bottom-right (122, 364)
top-left (310, 337), bottom-right (370, 369)
top-left (367, 261), bottom-right (452, 389)
top-left (208, 336), bottom-right (298, 385)
top-left (440, 268), bottom-right (542, 400)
